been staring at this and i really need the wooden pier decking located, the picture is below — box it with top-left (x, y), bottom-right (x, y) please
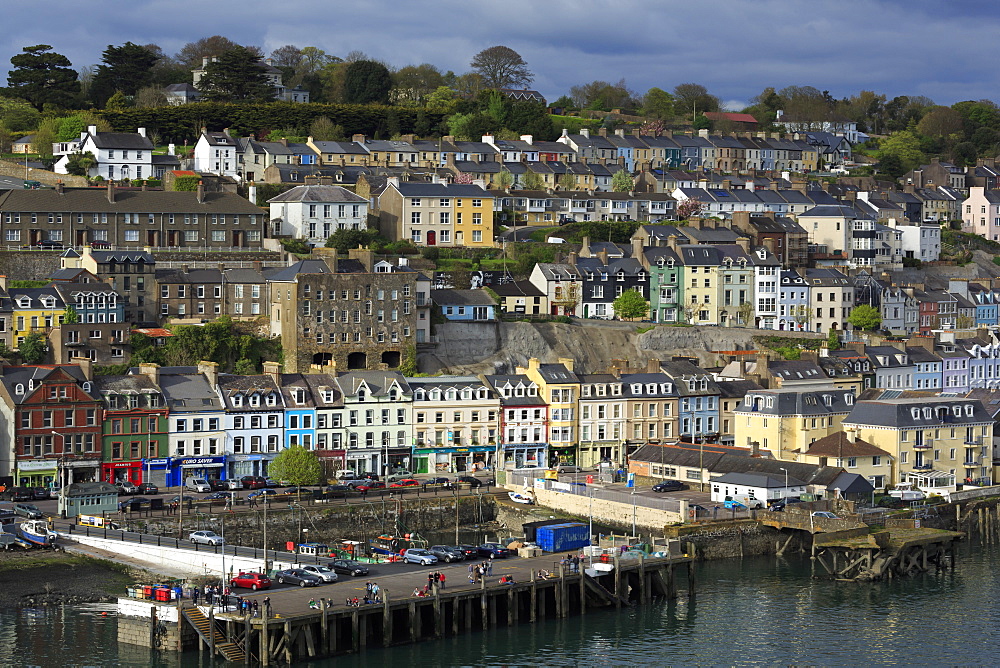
top-left (811, 526), bottom-right (963, 581)
top-left (175, 551), bottom-right (695, 665)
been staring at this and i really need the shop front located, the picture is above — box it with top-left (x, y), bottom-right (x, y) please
top-left (501, 442), bottom-right (547, 470)
top-left (577, 440), bottom-right (622, 469)
top-left (415, 446), bottom-right (495, 473)
top-left (16, 459), bottom-right (57, 488)
top-left (346, 449), bottom-right (380, 475)
top-left (314, 449), bottom-right (346, 481)
top-left (143, 459), bottom-right (169, 488)
top-left (229, 454), bottom-right (266, 480)
top-left (102, 461), bottom-right (142, 485)
top-left (167, 455), bottom-right (227, 487)
top-left (549, 445), bottom-right (577, 467)
top-left (386, 447), bottom-right (412, 475)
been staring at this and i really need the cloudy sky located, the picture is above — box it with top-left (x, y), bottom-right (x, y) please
top-left (2, 0), bottom-right (996, 109)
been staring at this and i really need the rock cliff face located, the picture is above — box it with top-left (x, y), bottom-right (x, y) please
top-left (420, 320), bottom-right (822, 375)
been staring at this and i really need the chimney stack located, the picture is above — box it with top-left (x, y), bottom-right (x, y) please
top-left (139, 363), bottom-right (160, 386)
top-left (198, 361), bottom-right (219, 388)
top-left (263, 360), bottom-right (281, 383)
top-left (197, 181), bottom-right (205, 204)
top-left (106, 182), bottom-right (115, 204)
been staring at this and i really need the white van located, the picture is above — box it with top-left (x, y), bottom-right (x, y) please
top-left (185, 477), bottom-right (211, 493)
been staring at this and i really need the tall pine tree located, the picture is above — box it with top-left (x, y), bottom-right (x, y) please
top-left (90, 42), bottom-right (160, 107)
top-left (197, 47), bottom-right (273, 103)
top-left (5, 45), bottom-right (80, 110)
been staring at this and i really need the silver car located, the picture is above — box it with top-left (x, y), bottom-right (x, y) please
top-left (300, 565), bottom-right (338, 582)
top-left (402, 548), bottom-right (438, 565)
top-left (189, 530), bottom-right (224, 545)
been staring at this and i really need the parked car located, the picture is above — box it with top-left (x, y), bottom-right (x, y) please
top-left (323, 484), bottom-right (355, 498)
top-left (427, 545), bottom-right (465, 562)
top-left (202, 492), bottom-right (236, 501)
top-left (424, 477), bottom-right (453, 488)
top-left (299, 565), bottom-right (339, 582)
top-left (115, 482), bottom-right (139, 495)
top-left (247, 489), bottom-right (277, 502)
top-left (89, 240), bottom-right (112, 249)
top-left (13, 503), bottom-right (42, 519)
top-left (329, 559), bottom-right (370, 577)
top-left (209, 479), bottom-right (240, 491)
top-left (402, 548), bottom-right (438, 565)
top-left (230, 572), bottom-right (271, 590)
top-left (274, 569), bottom-right (322, 587)
top-left (281, 487), bottom-right (313, 496)
top-left (36, 239), bottom-right (63, 249)
top-left (335, 470), bottom-right (362, 481)
top-left (811, 511), bottom-right (840, 519)
top-left (361, 473), bottom-right (380, 481)
top-left (7, 487), bottom-right (35, 501)
top-left (30, 487), bottom-right (50, 500)
top-left (456, 476), bottom-right (482, 488)
top-left (354, 481), bottom-right (386, 492)
top-left (723, 500), bottom-right (748, 510)
top-left (477, 543), bottom-right (510, 558)
top-left (167, 495), bottom-right (196, 504)
top-left (389, 479), bottom-right (420, 488)
top-left (264, 479), bottom-right (278, 488)
top-left (240, 476), bottom-right (268, 490)
top-left (387, 471), bottom-right (415, 483)
top-left (136, 483), bottom-right (159, 495)
top-left (454, 544), bottom-right (480, 559)
top-left (189, 530), bottom-right (224, 546)
top-left (652, 480), bottom-right (687, 493)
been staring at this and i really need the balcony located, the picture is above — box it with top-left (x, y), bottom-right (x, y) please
top-left (963, 459), bottom-right (980, 468)
top-left (913, 463), bottom-right (933, 470)
top-left (912, 441), bottom-right (932, 449)
top-left (965, 437), bottom-right (983, 446)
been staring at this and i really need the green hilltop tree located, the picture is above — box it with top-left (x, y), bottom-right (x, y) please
top-left (343, 60), bottom-right (392, 105)
top-left (19, 332), bottom-right (45, 364)
top-left (268, 444), bottom-right (323, 500)
top-left (5, 45), bottom-right (80, 110)
top-left (613, 289), bottom-right (649, 320)
top-left (848, 304), bottom-right (882, 331)
top-left (89, 42), bottom-right (160, 107)
top-left (198, 46), bottom-right (273, 103)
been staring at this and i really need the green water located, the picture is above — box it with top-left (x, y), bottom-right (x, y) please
top-left (2, 540), bottom-right (997, 666)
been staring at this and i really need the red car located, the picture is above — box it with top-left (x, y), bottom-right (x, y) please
top-left (230, 572), bottom-right (271, 591)
top-left (389, 478), bottom-right (420, 488)
top-left (355, 481), bottom-right (386, 491)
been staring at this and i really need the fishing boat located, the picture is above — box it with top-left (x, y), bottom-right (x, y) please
top-left (18, 520), bottom-right (55, 547)
top-left (369, 532), bottom-right (427, 556)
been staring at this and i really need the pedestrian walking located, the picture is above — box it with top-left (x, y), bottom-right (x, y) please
top-left (487, 555), bottom-right (494, 575)
top-left (468, 563), bottom-right (474, 578)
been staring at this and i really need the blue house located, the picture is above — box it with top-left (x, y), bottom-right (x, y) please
top-left (53, 281), bottom-right (125, 323)
top-left (431, 289), bottom-right (497, 322)
top-left (659, 359), bottom-right (721, 441)
top-left (280, 374), bottom-right (318, 449)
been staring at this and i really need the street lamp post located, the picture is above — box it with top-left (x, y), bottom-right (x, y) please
top-left (780, 467), bottom-right (788, 504)
top-left (213, 516), bottom-right (226, 583)
top-left (588, 485), bottom-right (594, 567)
top-left (631, 491), bottom-right (637, 539)
top-left (51, 431), bottom-right (66, 490)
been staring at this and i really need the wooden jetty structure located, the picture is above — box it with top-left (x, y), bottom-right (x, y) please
top-left (170, 552), bottom-right (694, 664)
top-left (811, 525), bottom-right (963, 581)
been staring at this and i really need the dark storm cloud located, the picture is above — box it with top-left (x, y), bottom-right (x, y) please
top-left (2, 0), bottom-right (998, 107)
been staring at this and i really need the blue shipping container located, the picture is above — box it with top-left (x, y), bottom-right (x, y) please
top-left (536, 522), bottom-right (590, 552)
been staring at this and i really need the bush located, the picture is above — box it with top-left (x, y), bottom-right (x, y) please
top-left (281, 238), bottom-right (312, 254)
top-left (421, 247), bottom-right (440, 261)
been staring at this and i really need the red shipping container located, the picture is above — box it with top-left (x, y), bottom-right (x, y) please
top-left (143, 585), bottom-right (153, 599)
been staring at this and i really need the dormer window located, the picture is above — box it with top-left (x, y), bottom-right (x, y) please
top-left (232, 394), bottom-right (243, 407)
top-left (845, 394), bottom-right (854, 405)
top-left (358, 388), bottom-right (367, 401)
top-left (911, 408), bottom-right (920, 420)
top-left (414, 389), bottom-right (425, 401)
top-left (631, 384), bottom-right (642, 394)
top-left (965, 404), bottom-right (974, 417)
top-left (388, 388), bottom-right (399, 401)
top-left (14, 383), bottom-right (23, 395)
top-left (250, 394), bottom-right (261, 407)
top-left (923, 407), bottom-right (932, 420)
top-left (265, 393), bottom-right (277, 407)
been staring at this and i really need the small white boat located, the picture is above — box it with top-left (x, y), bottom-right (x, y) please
top-left (508, 491), bottom-right (535, 505)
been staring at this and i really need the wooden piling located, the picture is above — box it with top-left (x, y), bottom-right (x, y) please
top-left (283, 620), bottom-right (293, 665)
top-left (382, 590), bottom-right (392, 646)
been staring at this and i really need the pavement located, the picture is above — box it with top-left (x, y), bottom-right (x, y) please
top-left (0, 175), bottom-right (28, 190)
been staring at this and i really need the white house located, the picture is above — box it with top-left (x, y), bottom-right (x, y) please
top-left (267, 185), bottom-right (368, 246)
top-left (710, 471), bottom-right (807, 508)
top-left (54, 126), bottom-right (162, 180)
top-left (193, 129), bottom-right (240, 178)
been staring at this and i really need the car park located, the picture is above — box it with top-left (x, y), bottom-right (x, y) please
top-left (136, 483), bottom-right (158, 495)
top-left (427, 545), bottom-right (465, 562)
top-left (651, 480), bottom-right (687, 493)
top-left (189, 530), bottom-right (224, 546)
top-left (275, 569), bottom-right (322, 587)
top-left (402, 548), bottom-right (438, 565)
top-left (477, 543), bottom-right (510, 558)
top-left (14, 503), bottom-right (42, 519)
top-left (300, 565), bottom-right (339, 582)
top-left (389, 479), bottom-right (420, 488)
top-left (230, 572), bottom-right (271, 590)
top-left (329, 559), bottom-right (370, 577)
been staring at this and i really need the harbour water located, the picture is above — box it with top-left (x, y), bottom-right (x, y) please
top-left (3, 539), bottom-right (999, 667)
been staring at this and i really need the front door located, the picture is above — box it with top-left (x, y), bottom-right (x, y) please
top-left (427, 231), bottom-right (436, 246)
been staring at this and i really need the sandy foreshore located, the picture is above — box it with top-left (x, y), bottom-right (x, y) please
top-left (0, 550), bottom-right (136, 607)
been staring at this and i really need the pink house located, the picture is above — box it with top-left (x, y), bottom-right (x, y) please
top-left (962, 187), bottom-right (1000, 241)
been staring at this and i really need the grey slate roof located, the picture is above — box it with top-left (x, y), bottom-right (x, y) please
top-left (0, 189), bottom-right (263, 214)
top-left (736, 388), bottom-right (856, 415)
top-left (430, 289), bottom-right (497, 306)
top-left (844, 398), bottom-right (992, 428)
top-left (337, 371), bottom-right (411, 397)
top-left (266, 185), bottom-right (366, 203)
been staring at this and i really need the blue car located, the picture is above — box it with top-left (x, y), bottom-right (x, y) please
top-left (477, 543), bottom-right (510, 558)
top-left (247, 489), bottom-right (277, 502)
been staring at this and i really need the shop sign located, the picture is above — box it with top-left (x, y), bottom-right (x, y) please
top-left (17, 460), bottom-right (55, 471)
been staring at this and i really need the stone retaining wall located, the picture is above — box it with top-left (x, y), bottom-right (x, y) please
top-left (0, 160), bottom-right (87, 187)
